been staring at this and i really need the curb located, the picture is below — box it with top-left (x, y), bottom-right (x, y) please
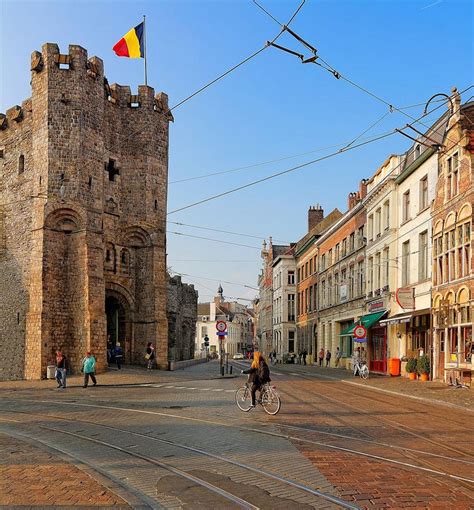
top-left (342, 380), bottom-right (474, 414)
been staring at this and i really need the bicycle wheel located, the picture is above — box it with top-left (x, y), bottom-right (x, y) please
top-left (261, 388), bottom-right (281, 415)
top-left (360, 366), bottom-right (369, 380)
top-left (235, 386), bottom-right (253, 412)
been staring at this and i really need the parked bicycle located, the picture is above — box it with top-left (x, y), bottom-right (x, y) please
top-left (354, 360), bottom-right (369, 379)
top-left (235, 381), bottom-right (281, 415)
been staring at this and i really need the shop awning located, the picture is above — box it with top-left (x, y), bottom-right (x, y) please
top-left (339, 323), bottom-right (355, 337)
top-left (359, 310), bottom-right (387, 329)
top-left (379, 312), bottom-right (412, 325)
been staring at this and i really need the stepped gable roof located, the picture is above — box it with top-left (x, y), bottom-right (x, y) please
top-left (197, 303), bottom-right (210, 316)
top-left (461, 101), bottom-right (474, 129)
top-left (295, 208), bottom-right (343, 253)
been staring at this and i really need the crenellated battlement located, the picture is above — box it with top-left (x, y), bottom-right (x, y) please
top-left (0, 42), bottom-right (172, 130)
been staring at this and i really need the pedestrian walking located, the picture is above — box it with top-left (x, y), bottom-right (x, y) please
top-left (145, 342), bottom-right (155, 370)
top-left (81, 352), bottom-right (97, 388)
top-left (114, 342), bottom-right (123, 370)
top-left (298, 351), bottom-right (303, 365)
top-left (302, 350), bottom-right (307, 366)
top-left (55, 350), bottom-right (68, 389)
top-left (318, 348), bottom-right (324, 367)
top-left (325, 350), bottom-right (332, 367)
top-left (334, 347), bottom-right (342, 367)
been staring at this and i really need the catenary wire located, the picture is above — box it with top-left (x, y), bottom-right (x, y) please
top-left (168, 221), bottom-right (289, 243)
top-left (167, 230), bottom-right (261, 250)
top-left (170, 270), bottom-right (259, 291)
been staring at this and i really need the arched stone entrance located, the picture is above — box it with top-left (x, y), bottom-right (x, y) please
top-left (105, 288), bottom-right (133, 364)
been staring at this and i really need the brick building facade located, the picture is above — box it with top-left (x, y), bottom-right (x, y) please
top-left (0, 43), bottom-right (172, 380)
top-left (431, 90), bottom-right (474, 382)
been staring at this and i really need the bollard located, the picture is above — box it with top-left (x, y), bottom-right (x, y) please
top-left (230, 365), bottom-right (233, 375)
top-left (221, 365), bottom-right (224, 377)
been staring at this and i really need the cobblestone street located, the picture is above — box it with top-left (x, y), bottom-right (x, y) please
top-left (0, 360), bottom-right (472, 509)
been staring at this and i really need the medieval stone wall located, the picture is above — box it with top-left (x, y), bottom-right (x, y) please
top-left (167, 276), bottom-right (198, 362)
top-left (0, 42), bottom-right (171, 380)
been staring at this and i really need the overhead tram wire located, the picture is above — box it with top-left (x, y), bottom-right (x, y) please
top-left (170, 271), bottom-right (259, 291)
top-left (168, 221), bottom-right (290, 244)
top-left (167, 94), bottom-right (472, 216)
top-left (167, 230), bottom-right (261, 250)
top-left (252, 1), bottom-right (474, 145)
top-left (169, 89), bottom-right (471, 185)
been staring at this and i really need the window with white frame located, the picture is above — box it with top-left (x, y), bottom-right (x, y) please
top-left (288, 293), bottom-right (295, 321)
top-left (368, 257), bottom-right (374, 292)
top-left (433, 235), bottom-right (443, 285)
top-left (375, 252), bottom-right (381, 290)
top-left (403, 190), bottom-right (410, 222)
top-left (402, 240), bottom-right (410, 286)
top-left (357, 260), bottom-right (364, 295)
top-left (419, 230), bottom-right (428, 280)
top-left (375, 208), bottom-right (381, 237)
top-left (288, 270), bottom-right (295, 285)
top-left (328, 276), bottom-right (333, 305)
top-left (446, 153), bottom-right (459, 200)
top-left (383, 247), bottom-right (389, 288)
top-left (383, 200), bottom-right (390, 230)
top-left (457, 221), bottom-right (471, 279)
top-left (419, 176), bottom-right (428, 211)
top-left (349, 265), bottom-right (354, 298)
top-left (368, 214), bottom-right (374, 240)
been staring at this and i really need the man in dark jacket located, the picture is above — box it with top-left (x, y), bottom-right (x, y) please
top-left (242, 352), bottom-right (271, 407)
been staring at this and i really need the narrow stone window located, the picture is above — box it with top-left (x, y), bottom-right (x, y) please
top-left (18, 154), bottom-right (25, 174)
top-left (106, 249), bottom-right (111, 262)
top-left (88, 176), bottom-right (93, 189)
top-left (17, 312), bottom-right (20, 324)
top-left (154, 199), bottom-right (158, 210)
top-left (105, 159), bottom-right (119, 182)
top-left (0, 148), bottom-right (4, 158)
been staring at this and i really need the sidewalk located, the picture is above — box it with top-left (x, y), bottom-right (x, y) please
top-left (274, 362), bottom-right (474, 412)
top-left (0, 432), bottom-right (130, 507)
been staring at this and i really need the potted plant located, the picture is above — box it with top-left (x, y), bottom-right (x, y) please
top-left (417, 355), bottom-right (430, 381)
top-left (406, 358), bottom-right (417, 380)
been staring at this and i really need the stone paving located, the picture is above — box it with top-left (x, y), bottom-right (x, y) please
top-left (0, 360), bottom-right (473, 509)
top-left (0, 432), bottom-right (130, 508)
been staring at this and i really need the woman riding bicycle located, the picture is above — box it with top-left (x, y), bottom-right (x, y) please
top-left (241, 352), bottom-right (271, 407)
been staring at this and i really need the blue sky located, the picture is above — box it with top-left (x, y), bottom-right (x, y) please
top-left (1, 0), bottom-right (473, 303)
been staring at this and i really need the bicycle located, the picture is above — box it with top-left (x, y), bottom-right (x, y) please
top-left (355, 360), bottom-right (369, 379)
top-left (235, 382), bottom-right (281, 415)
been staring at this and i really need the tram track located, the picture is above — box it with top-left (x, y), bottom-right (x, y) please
top-left (1, 397), bottom-right (473, 487)
top-left (0, 408), bottom-right (357, 510)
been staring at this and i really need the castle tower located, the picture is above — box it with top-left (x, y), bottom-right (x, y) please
top-left (0, 43), bottom-right (172, 379)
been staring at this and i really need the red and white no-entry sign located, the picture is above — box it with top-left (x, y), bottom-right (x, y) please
top-left (353, 325), bottom-right (367, 339)
top-left (216, 320), bottom-right (227, 332)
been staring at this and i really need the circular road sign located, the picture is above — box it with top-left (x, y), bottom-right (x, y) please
top-left (353, 325), bottom-right (367, 339)
top-left (216, 320), bottom-right (227, 332)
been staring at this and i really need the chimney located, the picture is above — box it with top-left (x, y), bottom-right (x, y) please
top-left (347, 192), bottom-right (357, 211)
top-left (308, 204), bottom-right (324, 231)
top-left (359, 179), bottom-right (368, 200)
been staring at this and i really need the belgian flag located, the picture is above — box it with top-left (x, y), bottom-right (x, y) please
top-left (113, 22), bottom-right (145, 58)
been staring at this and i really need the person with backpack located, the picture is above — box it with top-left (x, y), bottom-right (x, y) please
top-left (81, 352), bottom-right (97, 388)
top-left (241, 352), bottom-right (271, 407)
top-left (325, 349), bottom-right (332, 367)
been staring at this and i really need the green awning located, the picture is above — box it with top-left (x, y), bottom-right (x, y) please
top-left (360, 310), bottom-right (387, 329)
top-left (339, 323), bottom-right (355, 336)
top-left (338, 311), bottom-right (386, 337)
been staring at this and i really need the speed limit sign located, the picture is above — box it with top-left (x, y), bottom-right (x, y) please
top-left (353, 325), bottom-right (367, 339)
top-left (216, 320), bottom-right (227, 332)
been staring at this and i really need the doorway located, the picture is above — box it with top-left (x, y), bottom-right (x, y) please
top-left (105, 295), bottom-right (130, 353)
top-left (370, 326), bottom-right (387, 373)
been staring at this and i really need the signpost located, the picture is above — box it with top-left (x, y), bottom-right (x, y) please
top-left (396, 287), bottom-right (415, 310)
top-left (353, 324), bottom-right (367, 343)
top-left (216, 321), bottom-right (227, 376)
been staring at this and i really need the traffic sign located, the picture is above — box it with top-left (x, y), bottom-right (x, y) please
top-left (216, 320), bottom-right (227, 332)
top-left (353, 325), bottom-right (367, 339)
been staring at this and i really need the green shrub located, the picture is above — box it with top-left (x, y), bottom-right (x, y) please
top-left (405, 358), bottom-right (417, 373)
top-left (417, 355), bottom-right (430, 375)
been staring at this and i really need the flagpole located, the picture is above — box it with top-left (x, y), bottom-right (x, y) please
top-left (143, 14), bottom-right (148, 86)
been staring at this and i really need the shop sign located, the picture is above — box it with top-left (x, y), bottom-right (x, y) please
top-left (368, 299), bottom-right (384, 312)
top-left (340, 284), bottom-right (348, 302)
top-left (396, 287), bottom-right (415, 309)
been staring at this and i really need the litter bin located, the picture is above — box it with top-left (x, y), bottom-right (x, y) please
top-left (46, 365), bottom-right (56, 379)
top-left (388, 358), bottom-right (401, 376)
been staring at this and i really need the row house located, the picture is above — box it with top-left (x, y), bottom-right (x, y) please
top-left (363, 155), bottom-right (404, 373)
top-left (272, 247), bottom-right (296, 358)
top-left (315, 183), bottom-right (367, 368)
top-left (295, 206), bottom-right (342, 363)
top-left (431, 90), bottom-right (473, 383)
top-left (257, 238), bottom-right (294, 355)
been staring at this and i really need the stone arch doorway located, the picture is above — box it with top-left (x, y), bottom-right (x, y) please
top-left (105, 289), bottom-right (133, 364)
